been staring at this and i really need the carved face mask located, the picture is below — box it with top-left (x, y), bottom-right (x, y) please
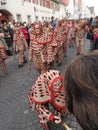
top-left (51, 77), bottom-right (63, 92)
top-left (34, 24), bottom-right (42, 35)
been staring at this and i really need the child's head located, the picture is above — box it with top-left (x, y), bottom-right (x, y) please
top-left (91, 24), bottom-right (98, 35)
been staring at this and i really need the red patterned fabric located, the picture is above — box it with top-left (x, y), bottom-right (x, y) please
top-left (28, 23), bottom-right (54, 73)
top-left (0, 45), bottom-right (7, 75)
top-left (28, 70), bottom-right (67, 129)
top-left (13, 27), bottom-right (28, 65)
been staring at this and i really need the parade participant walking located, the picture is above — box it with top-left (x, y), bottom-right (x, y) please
top-left (20, 24), bottom-right (30, 46)
top-left (13, 27), bottom-right (28, 67)
top-left (62, 19), bottom-right (68, 57)
top-left (28, 22), bottom-right (53, 74)
top-left (43, 22), bottom-right (54, 69)
top-left (75, 20), bottom-right (88, 55)
top-left (0, 37), bottom-right (7, 77)
top-left (54, 20), bottom-right (64, 66)
top-left (28, 69), bottom-right (67, 130)
top-left (68, 20), bottom-right (76, 47)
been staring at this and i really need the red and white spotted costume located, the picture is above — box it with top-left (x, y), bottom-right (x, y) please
top-left (28, 70), bottom-right (67, 130)
top-left (43, 23), bottom-right (55, 69)
top-left (0, 40), bottom-right (7, 76)
top-left (53, 21), bottom-right (64, 65)
top-left (75, 21), bottom-right (87, 55)
top-left (62, 19), bottom-right (68, 57)
top-left (68, 21), bottom-right (76, 47)
top-left (28, 22), bottom-right (54, 74)
top-left (13, 27), bottom-right (28, 67)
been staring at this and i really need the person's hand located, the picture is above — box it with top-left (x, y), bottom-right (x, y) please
top-left (53, 115), bottom-right (61, 124)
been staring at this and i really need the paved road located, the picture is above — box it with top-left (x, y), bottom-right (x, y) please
top-left (0, 40), bottom-right (90, 130)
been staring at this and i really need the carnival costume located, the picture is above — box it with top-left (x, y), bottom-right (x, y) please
top-left (68, 21), bottom-right (76, 47)
top-left (28, 22), bottom-right (54, 74)
top-left (28, 69), bottom-right (67, 130)
top-left (53, 21), bottom-right (64, 66)
top-left (62, 20), bottom-right (68, 57)
top-left (13, 27), bottom-right (28, 67)
top-left (75, 21), bottom-right (87, 55)
top-left (0, 34), bottom-right (7, 76)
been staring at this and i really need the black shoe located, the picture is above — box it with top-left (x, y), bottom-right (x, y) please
top-left (18, 64), bottom-right (23, 68)
top-left (64, 54), bottom-right (67, 57)
top-left (77, 53), bottom-right (80, 56)
top-left (24, 59), bottom-right (27, 64)
top-left (6, 50), bottom-right (13, 56)
top-left (56, 60), bottom-right (58, 63)
top-left (58, 62), bottom-right (62, 66)
top-left (2, 73), bottom-right (8, 77)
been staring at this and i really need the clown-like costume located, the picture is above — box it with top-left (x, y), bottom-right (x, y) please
top-left (28, 70), bottom-right (67, 130)
top-left (68, 21), bottom-right (76, 47)
top-left (75, 21), bottom-right (88, 55)
top-left (62, 19), bottom-right (68, 57)
top-left (28, 22), bottom-right (54, 74)
top-left (43, 22), bottom-right (55, 69)
top-left (13, 27), bottom-right (28, 67)
top-left (54, 21), bottom-right (64, 66)
top-left (0, 38), bottom-right (7, 76)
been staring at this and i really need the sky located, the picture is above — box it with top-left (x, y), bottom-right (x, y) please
top-left (82, 0), bottom-right (98, 15)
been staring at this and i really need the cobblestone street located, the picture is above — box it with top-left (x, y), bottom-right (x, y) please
top-left (0, 40), bottom-right (90, 130)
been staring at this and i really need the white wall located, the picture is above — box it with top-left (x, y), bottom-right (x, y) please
top-left (59, 4), bottom-right (66, 19)
top-left (0, 0), bottom-right (60, 23)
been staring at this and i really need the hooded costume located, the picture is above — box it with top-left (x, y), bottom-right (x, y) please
top-left (28, 70), bottom-right (67, 130)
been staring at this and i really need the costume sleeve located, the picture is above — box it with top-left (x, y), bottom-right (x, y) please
top-left (36, 104), bottom-right (54, 121)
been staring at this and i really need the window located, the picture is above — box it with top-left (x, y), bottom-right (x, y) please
top-left (16, 14), bottom-right (22, 22)
top-left (36, 16), bottom-right (38, 22)
top-left (43, 0), bottom-right (45, 7)
top-left (24, 0), bottom-right (31, 2)
top-left (51, 2), bottom-right (54, 10)
top-left (46, 0), bottom-right (50, 8)
top-left (42, 17), bottom-right (44, 22)
top-left (27, 15), bottom-right (31, 24)
top-left (1, 0), bottom-right (7, 4)
top-left (33, 0), bottom-right (38, 4)
top-left (40, 0), bottom-right (43, 6)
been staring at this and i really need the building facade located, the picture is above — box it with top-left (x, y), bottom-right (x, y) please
top-left (0, 0), bottom-right (62, 24)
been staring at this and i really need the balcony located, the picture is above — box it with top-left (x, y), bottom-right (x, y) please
top-left (51, 0), bottom-right (59, 4)
top-left (55, 0), bottom-right (69, 6)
